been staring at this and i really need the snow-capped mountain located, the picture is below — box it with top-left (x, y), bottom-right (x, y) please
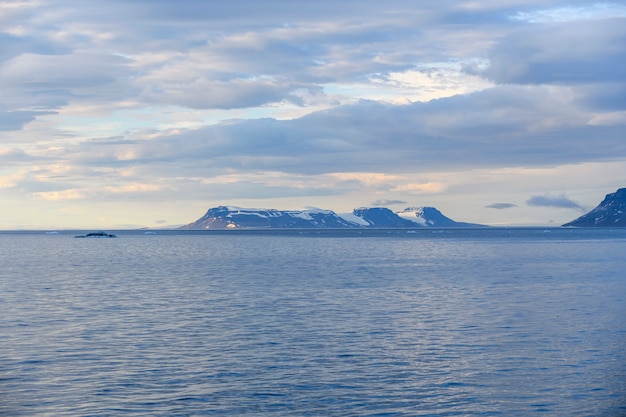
top-left (396, 207), bottom-right (484, 228)
top-left (181, 205), bottom-right (485, 229)
top-left (180, 206), bottom-right (357, 229)
top-left (562, 188), bottom-right (626, 227)
top-left (349, 207), bottom-right (418, 228)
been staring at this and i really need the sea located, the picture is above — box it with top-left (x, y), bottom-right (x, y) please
top-left (1, 228), bottom-right (625, 416)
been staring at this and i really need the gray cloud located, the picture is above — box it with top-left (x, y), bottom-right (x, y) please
top-left (3, 1), bottom-right (625, 115)
top-left (0, 52), bottom-right (134, 111)
top-left (486, 203), bottom-right (517, 209)
top-left (370, 199), bottom-right (407, 207)
top-left (145, 78), bottom-right (310, 110)
top-left (576, 83), bottom-right (626, 112)
top-left (485, 18), bottom-right (626, 85)
top-left (57, 82), bottom-right (626, 183)
top-left (526, 194), bottom-right (585, 211)
top-left (0, 110), bottom-right (52, 131)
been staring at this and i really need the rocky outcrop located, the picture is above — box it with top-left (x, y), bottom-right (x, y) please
top-left (562, 188), bottom-right (626, 227)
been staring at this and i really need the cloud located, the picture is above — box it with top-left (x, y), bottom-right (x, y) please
top-left (1, 1), bottom-right (625, 228)
top-left (370, 199), bottom-right (407, 207)
top-left (32, 189), bottom-right (87, 201)
top-left (0, 52), bottom-right (135, 110)
top-left (485, 18), bottom-right (626, 85)
top-left (0, 147), bottom-right (34, 161)
top-left (144, 77), bottom-right (307, 110)
top-left (486, 203), bottom-right (517, 209)
top-left (65, 84), bottom-right (625, 177)
top-left (391, 182), bottom-right (445, 193)
top-left (510, 4), bottom-right (626, 23)
top-left (526, 194), bottom-right (585, 211)
top-left (0, 110), bottom-right (53, 131)
top-left (103, 183), bottom-right (164, 194)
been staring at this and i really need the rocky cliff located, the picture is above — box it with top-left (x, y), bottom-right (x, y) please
top-left (562, 188), bottom-right (626, 227)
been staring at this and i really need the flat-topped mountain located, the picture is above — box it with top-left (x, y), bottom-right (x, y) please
top-left (181, 205), bottom-right (485, 229)
top-left (562, 188), bottom-right (626, 227)
top-left (181, 206), bottom-right (356, 229)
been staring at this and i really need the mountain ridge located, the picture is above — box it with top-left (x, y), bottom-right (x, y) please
top-left (180, 205), bottom-right (486, 230)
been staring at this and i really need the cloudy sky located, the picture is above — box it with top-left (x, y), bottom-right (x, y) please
top-left (1, 1), bottom-right (625, 229)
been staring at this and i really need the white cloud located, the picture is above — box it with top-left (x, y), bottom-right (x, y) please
top-left (511, 3), bottom-right (626, 23)
top-left (32, 188), bottom-right (86, 201)
top-left (391, 182), bottom-right (446, 193)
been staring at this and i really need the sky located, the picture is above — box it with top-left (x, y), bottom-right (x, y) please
top-left (1, 1), bottom-right (626, 229)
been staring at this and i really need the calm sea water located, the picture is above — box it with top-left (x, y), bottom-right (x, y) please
top-left (1, 228), bottom-right (625, 416)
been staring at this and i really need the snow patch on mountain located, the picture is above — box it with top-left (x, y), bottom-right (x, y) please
top-left (338, 212), bottom-right (371, 226)
top-left (396, 207), bottom-right (429, 226)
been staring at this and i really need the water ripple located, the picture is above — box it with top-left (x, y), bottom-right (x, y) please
top-left (1, 231), bottom-right (625, 416)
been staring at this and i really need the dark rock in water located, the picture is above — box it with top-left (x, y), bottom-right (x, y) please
top-left (562, 188), bottom-right (626, 227)
top-left (75, 232), bottom-right (117, 238)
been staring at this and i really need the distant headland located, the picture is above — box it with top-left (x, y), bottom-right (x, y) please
top-left (562, 188), bottom-right (626, 227)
